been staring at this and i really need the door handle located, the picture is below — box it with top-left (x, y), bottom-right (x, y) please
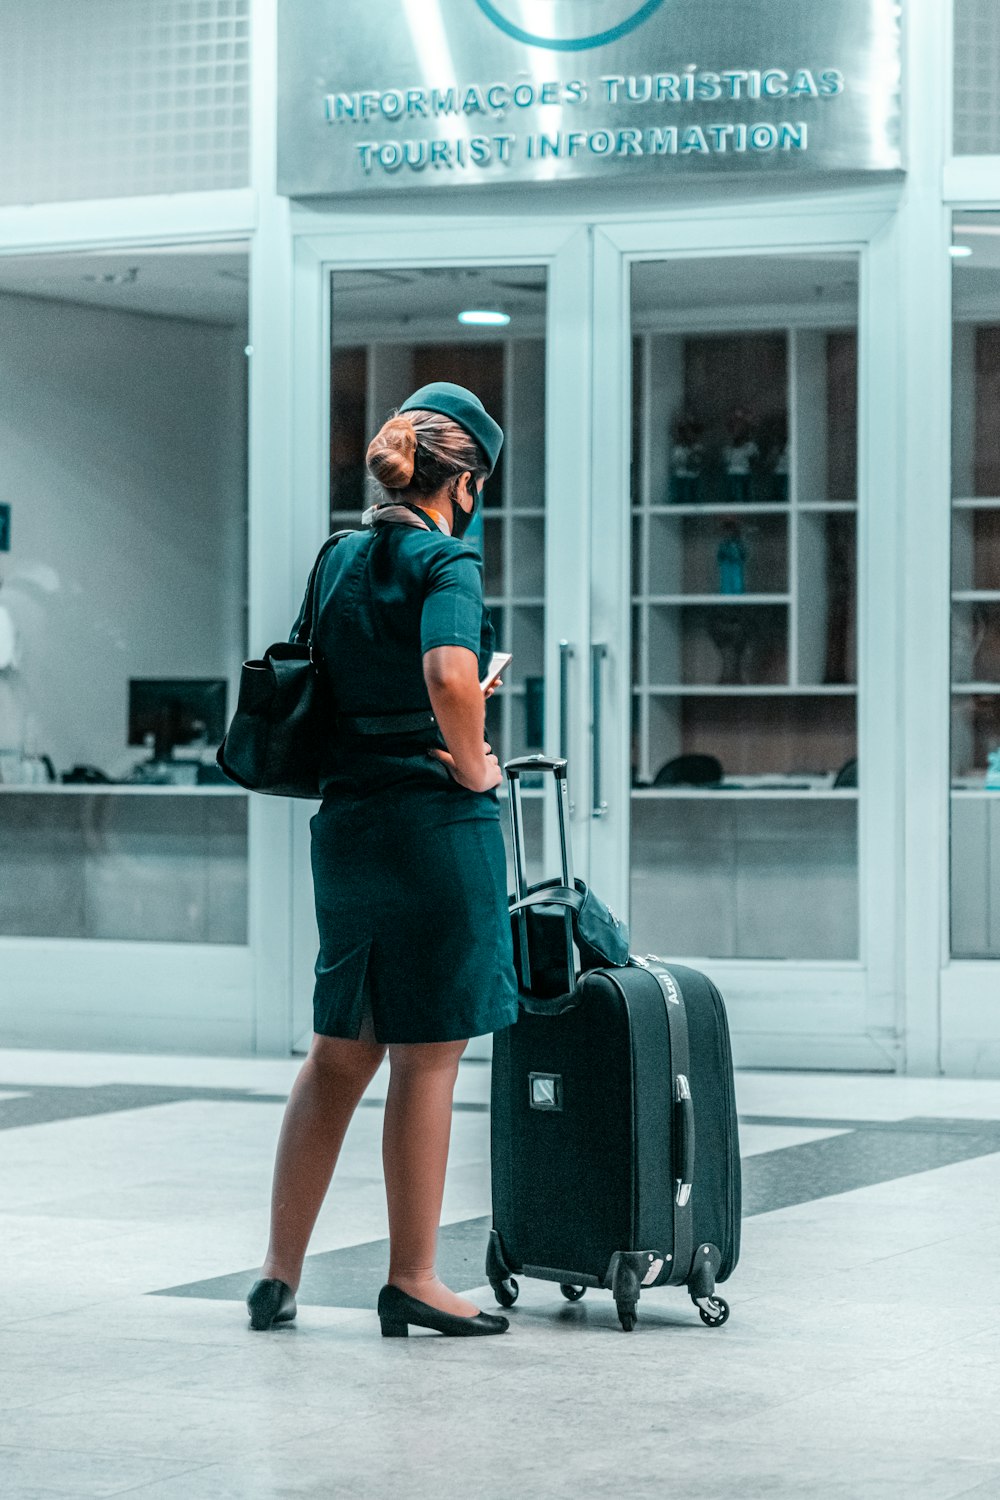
top-left (559, 640), bottom-right (575, 815)
top-left (559, 640), bottom-right (573, 760)
top-left (591, 642), bottom-right (608, 820)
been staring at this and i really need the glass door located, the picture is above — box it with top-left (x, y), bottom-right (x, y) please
top-left (588, 216), bottom-right (898, 1068)
top-left (289, 224), bottom-right (592, 1050)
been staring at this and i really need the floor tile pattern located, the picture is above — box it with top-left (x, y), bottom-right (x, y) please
top-left (1, 1050), bottom-right (999, 1499)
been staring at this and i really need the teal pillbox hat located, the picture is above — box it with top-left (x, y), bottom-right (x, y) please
top-left (399, 381), bottom-right (504, 477)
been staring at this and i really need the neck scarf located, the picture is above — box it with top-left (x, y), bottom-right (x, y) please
top-left (363, 502), bottom-right (449, 535)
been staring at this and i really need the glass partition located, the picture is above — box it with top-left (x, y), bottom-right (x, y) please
top-left (0, 244), bottom-right (250, 942)
top-left (628, 255), bottom-right (860, 960)
top-left (330, 266), bottom-right (548, 886)
top-left (951, 212), bottom-right (1000, 958)
top-left (0, 0), bottom-right (250, 204)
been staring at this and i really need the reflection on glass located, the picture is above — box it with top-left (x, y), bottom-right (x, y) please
top-left (629, 255), bottom-right (860, 960)
top-left (950, 212), bottom-right (1000, 957)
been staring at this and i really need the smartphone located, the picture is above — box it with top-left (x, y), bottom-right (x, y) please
top-left (480, 651), bottom-right (513, 693)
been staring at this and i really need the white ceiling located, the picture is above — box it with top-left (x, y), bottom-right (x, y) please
top-left (632, 254), bottom-right (858, 313)
top-left (0, 243), bottom-right (249, 325)
top-left (331, 264), bottom-right (547, 336)
top-left (0, 234), bottom-right (993, 333)
top-left (331, 256), bottom-right (861, 342)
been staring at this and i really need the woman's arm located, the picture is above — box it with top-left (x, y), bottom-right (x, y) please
top-left (423, 646), bottom-right (501, 793)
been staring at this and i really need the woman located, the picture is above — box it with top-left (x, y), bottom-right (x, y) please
top-left (246, 381), bottom-right (519, 1339)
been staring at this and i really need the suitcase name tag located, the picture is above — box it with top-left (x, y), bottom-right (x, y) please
top-left (528, 1072), bottom-right (563, 1111)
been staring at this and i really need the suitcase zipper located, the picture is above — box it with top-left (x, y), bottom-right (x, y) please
top-left (633, 955), bottom-right (739, 1282)
top-left (704, 975), bottom-right (739, 1279)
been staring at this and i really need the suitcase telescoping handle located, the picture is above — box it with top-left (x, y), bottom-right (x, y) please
top-left (504, 755), bottom-right (574, 901)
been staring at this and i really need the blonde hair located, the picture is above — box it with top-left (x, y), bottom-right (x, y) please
top-left (366, 408), bottom-right (487, 498)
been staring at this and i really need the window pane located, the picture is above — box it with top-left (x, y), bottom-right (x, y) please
top-left (0, 245), bottom-right (250, 942)
top-left (329, 265), bottom-right (548, 866)
top-left (951, 212), bottom-right (1000, 958)
top-left (629, 255), bottom-right (860, 961)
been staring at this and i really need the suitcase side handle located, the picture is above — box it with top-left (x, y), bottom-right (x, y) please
top-left (674, 1074), bottom-right (695, 1209)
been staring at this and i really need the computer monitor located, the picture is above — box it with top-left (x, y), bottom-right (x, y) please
top-left (128, 678), bottom-right (228, 760)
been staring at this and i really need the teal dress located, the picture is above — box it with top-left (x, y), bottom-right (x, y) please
top-left (291, 518), bottom-right (520, 1044)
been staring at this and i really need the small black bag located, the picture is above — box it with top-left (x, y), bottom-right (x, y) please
top-left (216, 530), bottom-right (353, 799)
top-left (506, 755), bottom-right (629, 1002)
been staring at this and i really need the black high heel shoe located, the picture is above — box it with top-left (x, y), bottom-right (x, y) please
top-left (246, 1277), bottom-right (297, 1330)
top-left (377, 1283), bottom-right (509, 1338)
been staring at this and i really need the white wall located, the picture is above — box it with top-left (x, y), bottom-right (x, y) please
top-left (0, 292), bottom-right (248, 777)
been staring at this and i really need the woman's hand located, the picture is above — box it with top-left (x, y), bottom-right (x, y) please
top-left (428, 742), bottom-right (501, 793)
top-left (423, 646), bottom-right (501, 793)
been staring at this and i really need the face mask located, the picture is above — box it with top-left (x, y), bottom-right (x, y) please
top-left (451, 479), bottom-right (482, 541)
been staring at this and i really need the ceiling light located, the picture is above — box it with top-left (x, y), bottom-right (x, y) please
top-left (949, 245), bottom-right (973, 258)
top-left (458, 309), bottom-right (510, 326)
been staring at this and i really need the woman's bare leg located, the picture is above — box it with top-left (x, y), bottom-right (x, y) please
top-left (382, 1036), bottom-right (480, 1318)
top-left (260, 1007), bottom-right (386, 1291)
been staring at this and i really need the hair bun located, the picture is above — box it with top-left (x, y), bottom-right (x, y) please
top-left (366, 414), bottom-right (416, 489)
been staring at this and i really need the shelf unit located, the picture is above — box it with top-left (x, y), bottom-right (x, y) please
top-left (330, 333), bottom-right (547, 770)
top-left (630, 326), bottom-right (858, 788)
top-left (628, 316), bottom-right (860, 961)
top-left (950, 320), bottom-right (1000, 956)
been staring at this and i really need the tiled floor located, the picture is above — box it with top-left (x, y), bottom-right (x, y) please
top-left (2, 1047), bottom-right (999, 1499)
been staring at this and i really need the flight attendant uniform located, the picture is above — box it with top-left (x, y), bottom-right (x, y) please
top-left (293, 510), bottom-right (519, 1045)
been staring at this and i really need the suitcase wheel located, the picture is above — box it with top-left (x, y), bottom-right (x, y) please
top-left (616, 1304), bottom-right (637, 1333)
top-left (559, 1284), bottom-right (586, 1302)
top-left (611, 1254), bottom-right (642, 1332)
top-left (696, 1295), bottom-right (730, 1328)
top-left (492, 1276), bottom-right (519, 1308)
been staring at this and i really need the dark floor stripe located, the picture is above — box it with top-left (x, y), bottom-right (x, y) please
top-left (0, 1082), bottom-right (288, 1131)
top-left (152, 1116), bottom-right (1000, 1310)
top-left (741, 1122), bottom-right (1000, 1216)
top-left (6, 1085), bottom-right (1000, 1142)
top-left (739, 1113), bottom-right (1000, 1138)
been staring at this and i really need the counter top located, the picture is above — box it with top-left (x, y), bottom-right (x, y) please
top-left (0, 783), bottom-right (247, 795)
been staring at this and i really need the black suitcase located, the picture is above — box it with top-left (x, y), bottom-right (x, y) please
top-left (487, 755), bottom-right (741, 1332)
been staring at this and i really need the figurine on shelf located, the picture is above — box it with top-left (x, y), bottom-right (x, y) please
top-left (669, 411), bottom-right (705, 504)
top-left (717, 518), bottom-right (748, 595)
top-left (987, 747), bottom-right (1000, 790)
top-left (723, 407), bottom-right (758, 505)
top-left (951, 604), bottom-right (988, 684)
top-left (768, 415), bottom-right (789, 503)
top-left (707, 611), bottom-right (752, 685)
